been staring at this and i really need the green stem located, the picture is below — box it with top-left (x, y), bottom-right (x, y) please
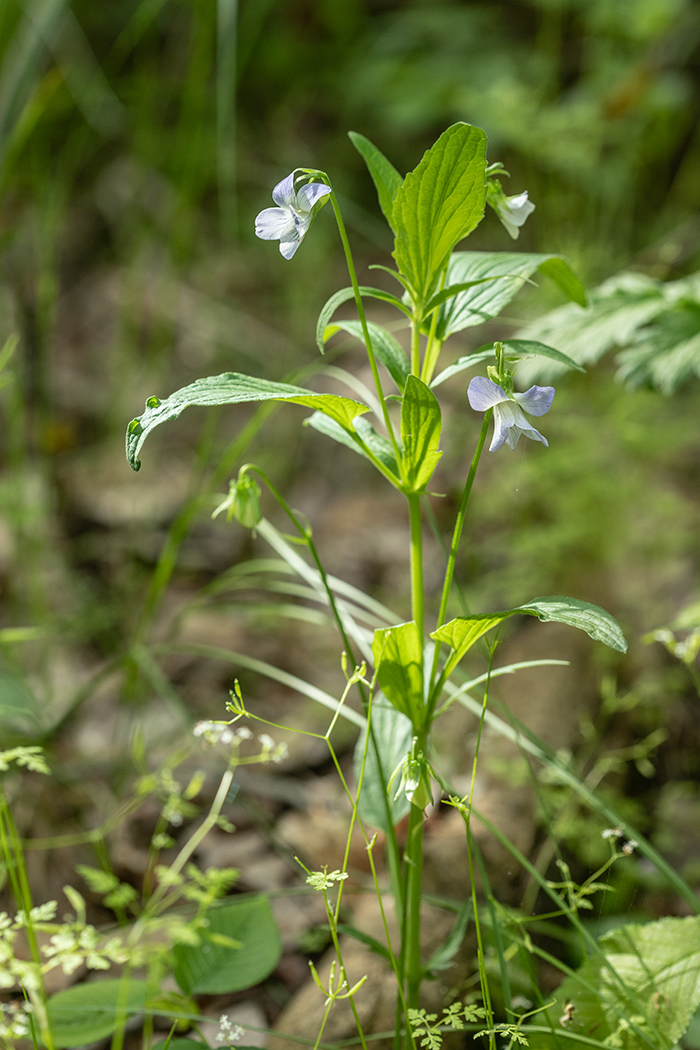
top-left (427, 410), bottom-right (491, 706)
top-left (408, 494), bottom-right (424, 643)
top-left (463, 647), bottom-right (497, 1044)
top-left (328, 190), bottom-right (403, 467)
top-left (403, 799), bottom-right (425, 1020)
top-left (410, 319), bottom-right (421, 377)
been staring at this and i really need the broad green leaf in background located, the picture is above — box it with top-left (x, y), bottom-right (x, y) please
top-left (516, 270), bottom-right (674, 386)
top-left (392, 123), bottom-right (488, 305)
top-left (431, 338), bottom-right (585, 388)
top-left (354, 695), bottom-right (413, 831)
top-left (400, 374), bottom-right (442, 492)
top-left (433, 595), bottom-right (627, 678)
top-left (540, 916), bottom-right (700, 1050)
top-left (349, 130), bottom-right (403, 230)
top-left (126, 373), bottom-right (369, 470)
top-left (323, 318), bottom-right (409, 391)
top-left (373, 621), bottom-right (424, 723)
top-left (173, 895), bottom-right (281, 994)
top-left (316, 285), bottom-right (410, 353)
top-left (46, 978), bottom-right (149, 1048)
top-left (435, 251), bottom-right (587, 342)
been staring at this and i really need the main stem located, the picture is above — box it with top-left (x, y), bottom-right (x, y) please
top-left (403, 491), bottom-right (425, 1037)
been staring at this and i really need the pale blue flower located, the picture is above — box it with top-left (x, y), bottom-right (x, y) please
top-left (255, 173), bottom-right (332, 259)
top-left (486, 180), bottom-right (535, 239)
top-left (468, 376), bottom-right (554, 451)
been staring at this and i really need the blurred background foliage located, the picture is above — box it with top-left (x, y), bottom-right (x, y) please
top-left (0, 0), bottom-right (699, 898)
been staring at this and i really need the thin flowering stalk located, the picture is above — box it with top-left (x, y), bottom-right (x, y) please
top-left (324, 187), bottom-right (403, 467)
top-left (427, 410), bottom-right (492, 708)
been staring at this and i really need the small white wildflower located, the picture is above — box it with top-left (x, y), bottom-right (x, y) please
top-left (194, 720), bottom-right (215, 737)
top-left (511, 995), bottom-right (533, 1010)
top-left (622, 839), bottom-right (639, 855)
top-left (235, 726), bottom-right (253, 741)
top-left (259, 733), bottom-right (275, 750)
top-left (255, 171), bottom-right (332, 259)
top-left (272, 742), bottom-right (289, 764)
top-left (601, 827), bottom-right (623, 840)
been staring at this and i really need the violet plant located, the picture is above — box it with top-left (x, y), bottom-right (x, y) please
top-left (125, 123), bottom-right (636, 1048)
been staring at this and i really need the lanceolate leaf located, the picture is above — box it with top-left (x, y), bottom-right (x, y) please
top-left (304, 411), bottom-right (400, 476)
top-left (400, 374), bottom-right (442, 492)
top-left (541, 916), bottom-right (700, 1050)
top-left (392, 123), bottom-right (488, 305)
top-left (435, 251), bottom-right (587, 341)
top-left (316, 285), bottom-right (410, 353)
top-left (349, 131), bottom-right (403, 230)
top-left (126, 373), bottom-right (369, 470)
top-left (373, 621), bottom-right (424, 723)
top-left (431, 339), bottom-right (584, 388)
top-left (323, 318), bottom-right (409, 391)
top-left (433, 596), bottom-right (627, 677)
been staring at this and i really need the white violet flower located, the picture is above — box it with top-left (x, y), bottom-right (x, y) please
top-left (468, 376), bottom-right (555, 451)
top-left (255, 172), bottom-right (332, 259)
top-left (487, 179), bottom-right (536, 240)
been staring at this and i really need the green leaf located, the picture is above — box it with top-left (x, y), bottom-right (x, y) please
top-left (432, 613), bottom-right (510, 678)
top-left (536, 256), bottom-right (588, 306)
top-left (392, 123), bottom-right (488, 304)
top-left (517, 596), bottom-right (628, 652)
top-left (339, 923), bottom-right (393, 962)
top-left (126, 373), bottom-right (369, 470)
top-left (323, 318), bottom-right (409, 391)
top-left (172, 896), bottom-right (281, 995)
top-left (46, 978), bottom-right (149, 1048)
top-left (423, 902), bottom-right (472, 975)
top-left (354, 696), bottom-right (412, 831)
top-left (304, 412), bottom-right (400, 478)
top-left (541, 916), bottom-right (700, 1050)
top-left (372, 621), bottom-right (425, 723)
top-left (433, 596), bottom-right (627, 677)
top-left (349, 130), bottom-right (403, 230)
top-left (431, 338), bottom-right (584, 388)
top-left (400, 374), bottom-right (442, 491)
top-left (497, 338), bottom-right (585, 372)
top-left (435, 251), bottom-right (587, 341)
top-left (316, 285), bottom-right (410, 353)
top-left (152, 1040), bottom-right (204, 1050)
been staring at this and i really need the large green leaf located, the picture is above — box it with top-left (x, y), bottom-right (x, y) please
top-left (400, 374), bottom-right (442, 492)
top-left (172, 896), bottom-right (281, 995)
top-left (46, 978), bottom-right (149, 1048)
top-left (323, 318), bottom-right (409, 391)
top-left (349, 131), bottom-right (403, 230)
top-left (372, 621), bottom-right (424, 723)
top-left (354, 695), bottom-right (412, 831)
top-left (126, 373), bottom-right (369, 470)
top-left (435, 251), bottom-right (587, 341)
top-left (539, 917), bottom-right (700, 1050)
top-left (433, 595), bottom-right (627, 678)
top-left (392, 123), bottom-right (487, 305)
